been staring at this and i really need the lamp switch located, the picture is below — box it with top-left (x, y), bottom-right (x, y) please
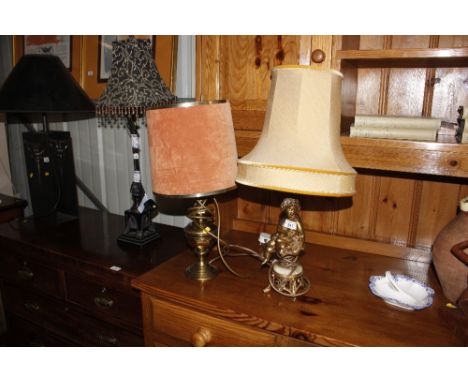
top-left (258, 232), bottom-right (271, 244)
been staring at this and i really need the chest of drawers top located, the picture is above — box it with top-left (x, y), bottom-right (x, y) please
top-left (0, 207), bottom-right (186, 281)
top-left (132, 230), bottom-right (463, 347)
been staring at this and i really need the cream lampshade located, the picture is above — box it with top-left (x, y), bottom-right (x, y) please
top-left (236, 65), bottom-right (356, 196)
top-left (236, 65), bottom-right (356, 297)
top-left (146, 101), bottom-right (238, 281)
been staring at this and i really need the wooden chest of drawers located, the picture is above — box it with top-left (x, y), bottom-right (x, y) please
top-left (132, 230), bottom-right (463, 346)
top-left (0, 207), bottom-right (186, 346)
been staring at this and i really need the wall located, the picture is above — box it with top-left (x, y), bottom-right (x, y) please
top-left (6, 36), bottom-right (195, 226)
top-left (0, 36), bottom-right (13, 196)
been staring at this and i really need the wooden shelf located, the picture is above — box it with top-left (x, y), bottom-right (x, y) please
top-left (235, 131), bottom-right (468, 178)
top-left (336, 47), bottom-right (468, 67)
top-left (341, 136), bottom-right (468, 178)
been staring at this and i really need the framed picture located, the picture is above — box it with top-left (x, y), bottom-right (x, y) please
top-left (13, 36), bottom-right (82, 83)
top-left (82, 35), bottom-right (178, 100)
top-left (98, 35), bottom-right (156, 82)
top-left (24, 35), bottom-right (71, 69)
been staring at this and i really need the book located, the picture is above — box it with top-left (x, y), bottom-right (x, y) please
top-left (354, 115), bottom-right (441, 130)
top-left (350, 125), bottom-right (437, 141)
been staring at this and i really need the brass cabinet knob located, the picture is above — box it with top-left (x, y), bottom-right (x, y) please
top-left (94, 295), bottom-right (114, 309)
top-left (97, 333), bottom-right (118, 345)
top-left (17, 262), bottom-right (34, 280)
top-left (311, 49), bottom-right (326, 63)
top-left (191, 327), bottom-right (212, 347)
top-left (24, 302), bottom-right (40, 312)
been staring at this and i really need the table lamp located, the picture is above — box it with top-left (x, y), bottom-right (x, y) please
top-left (236, 65), bottom-right (357, 297)
top-left (97, 37), bottom-right (177, 246)
top-left (0, 54), bottom-right (95, 218)
top-left (146, 101), bottom-right (238, 280)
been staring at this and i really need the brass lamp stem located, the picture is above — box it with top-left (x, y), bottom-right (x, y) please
top-left (184, 199), bottom-right (218, 281)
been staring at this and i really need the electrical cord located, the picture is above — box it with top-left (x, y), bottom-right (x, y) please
top-left (201, 197), bottom-right (267, 279)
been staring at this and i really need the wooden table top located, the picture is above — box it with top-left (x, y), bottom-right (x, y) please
top-left (132, 230), bottom-right (463, 346)
top-left (0, 207), bottom-right (187, 280)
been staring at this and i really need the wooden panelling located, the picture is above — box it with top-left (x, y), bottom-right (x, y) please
top-left (415, 180), bottom-right (461, 249)
top-left (197, 35), bottom-right (468, 259)
top-left (373, 176), bottom-right (416, 246)
top-left (219, 36), bottom-right (301, 101)
top-left (196, 35), bottom-right (221, 101)
top-left (335, 173), bottom-right (378, 240)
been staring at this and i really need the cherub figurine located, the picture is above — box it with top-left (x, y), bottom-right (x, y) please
top-left (262, 198), bottom-right (305, 266)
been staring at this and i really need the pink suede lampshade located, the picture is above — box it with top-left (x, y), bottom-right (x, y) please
top-left (146, 101), bottom-right (238, 197)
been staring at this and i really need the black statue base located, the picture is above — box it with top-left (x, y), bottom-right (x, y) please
top-left (117, 203), bottom-right (159, 246)
top-left (117, 224), bottom-right (160, 246)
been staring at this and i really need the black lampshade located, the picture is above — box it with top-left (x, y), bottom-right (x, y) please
top-left (0, 54), bottom-right (95, 114)
top-left (96, 37), bottom-right (176, 118)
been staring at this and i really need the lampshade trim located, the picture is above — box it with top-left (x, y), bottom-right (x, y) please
top-left (273, 64), bottom-right (343, 78)
top-left (237, 160), bottom-right (356, 176)
top-left (235, 178), bottom-right (354, 197)
top-left (154, 186), bottom-right (237, 199)
top-left (146, 100), bottom-right (226, 111)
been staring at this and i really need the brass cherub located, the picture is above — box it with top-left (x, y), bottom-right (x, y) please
top-left (262, 198), bottom-right (305, 266)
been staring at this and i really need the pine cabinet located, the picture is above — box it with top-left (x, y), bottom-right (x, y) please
top-left (196, 35), bottom-right (468, 261)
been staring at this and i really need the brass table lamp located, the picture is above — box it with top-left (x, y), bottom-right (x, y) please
top-left (146, 101), bottom-right (238, 280)
top-left (236, 65), bottom-right (357, 297)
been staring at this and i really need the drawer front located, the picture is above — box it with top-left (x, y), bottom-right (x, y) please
top-left (148, 297), bottom-right (277, 346)
top-left (0, 252), bottom-right (60, 297)
top-left (64, 308), bottom-right (143, 347)
top-left (5, 314), bottom-right (77, 346)
top-left (65, 273), bottom-right (141, 327)
top-left (2, 284), bottom-right (72, 337)
top-left (3, 284), bottom-right (142, 346)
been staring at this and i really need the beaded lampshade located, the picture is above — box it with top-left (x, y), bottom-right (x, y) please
top-left (96, 36), bottom-right (176, 125)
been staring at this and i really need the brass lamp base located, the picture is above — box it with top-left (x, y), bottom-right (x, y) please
top-left (268, 261), bottom-right (310, 297)
top-left (185, 261), bottom-right (218, 281)
top-left (184, 199), bottom-right (218, 281)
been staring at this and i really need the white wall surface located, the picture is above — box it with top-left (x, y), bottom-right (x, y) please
top-left (6, 36), bottom-right (196, 227)
top-left (0, 120), bottom-right (13, 196)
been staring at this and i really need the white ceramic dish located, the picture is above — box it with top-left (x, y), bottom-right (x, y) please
top-left (369, 273), bottom-right (434, 310)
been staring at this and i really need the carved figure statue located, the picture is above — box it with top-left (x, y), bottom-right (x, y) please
top-left (262, 198), bottom-right (305, 265)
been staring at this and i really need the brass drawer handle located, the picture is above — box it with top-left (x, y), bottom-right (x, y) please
top-left (94, 296), bottom-right (114, 309)
top-left (17, 266), bottom-right (34, 280)
top-left (97, 333), bottom-right (118, 345)
top-left (24, 302), bottom-right (40, 312)
top-left (191, 327), bottom-right (212, 347)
